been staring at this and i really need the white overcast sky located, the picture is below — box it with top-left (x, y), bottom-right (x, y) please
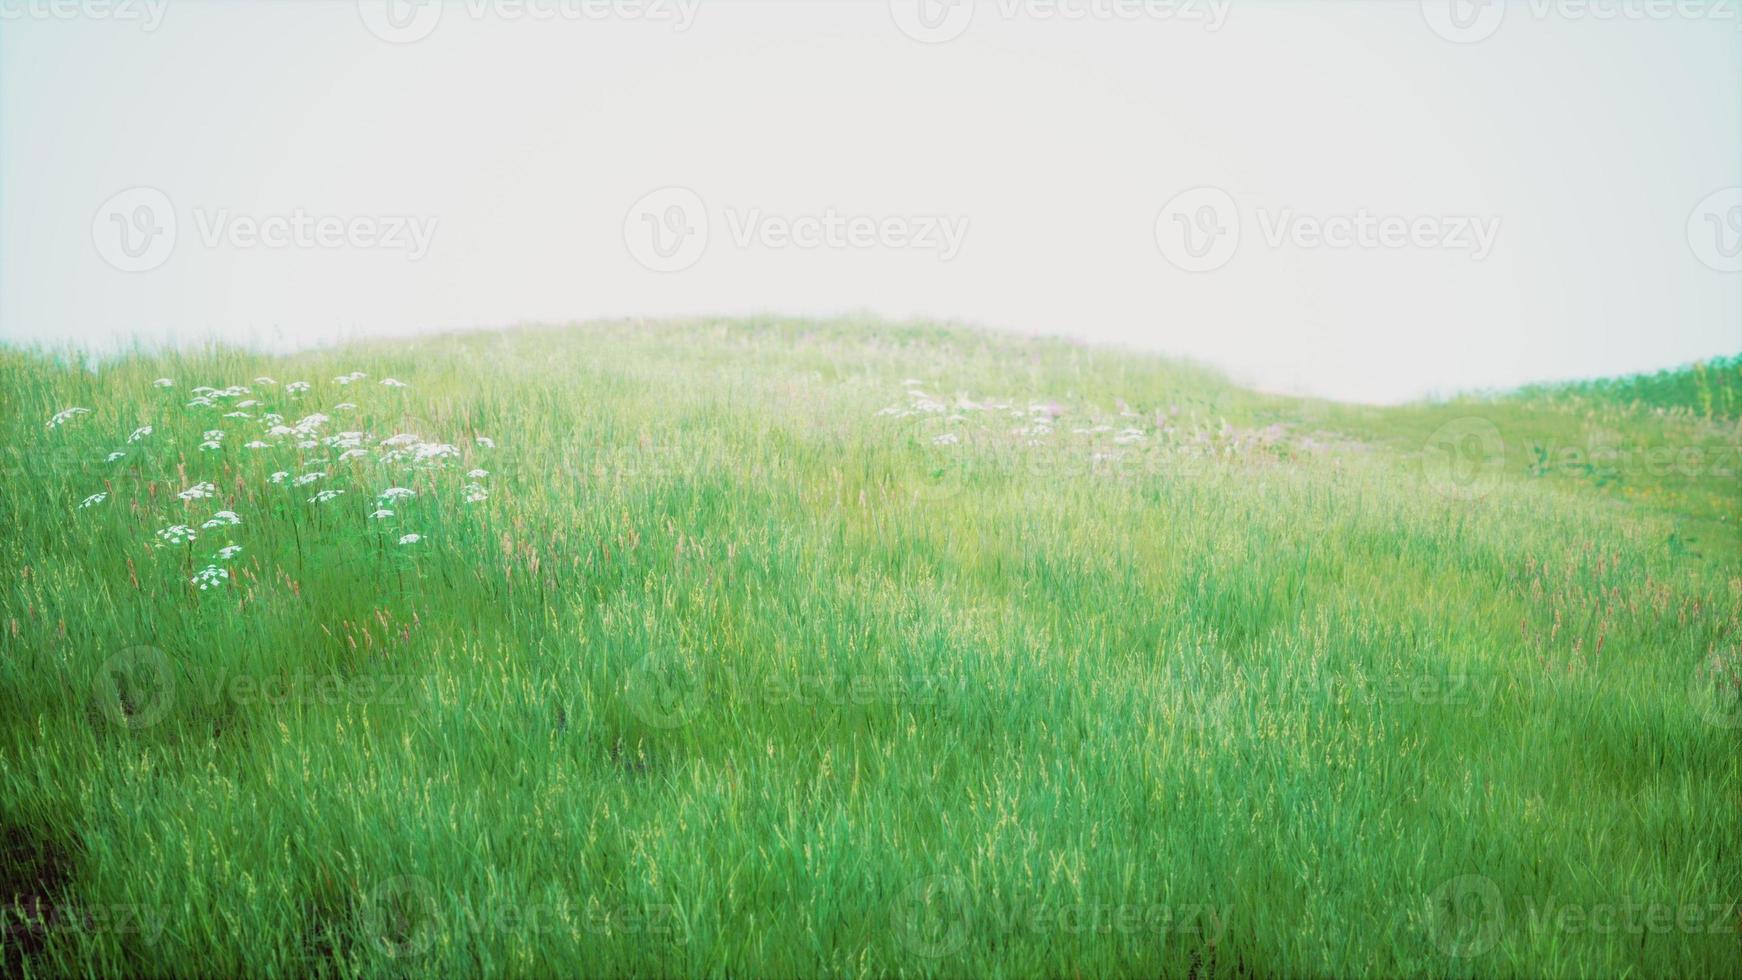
top-left (2, 0), bottom-right (1739, 402)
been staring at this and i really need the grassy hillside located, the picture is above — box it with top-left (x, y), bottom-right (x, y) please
top-left (1515, 354), bottom-right (1742, 419)
top-left (1, 319), bottom-right (1737, 977)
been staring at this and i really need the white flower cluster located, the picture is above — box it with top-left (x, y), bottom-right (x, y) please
top-left (156, 524), bottom-right (197, 546)
top-left (47, 407), bottom-right (90, 429)
top-left (74, 370), bottom-right (505, 595)
top-left (191, 565), bottom-right (229, 591)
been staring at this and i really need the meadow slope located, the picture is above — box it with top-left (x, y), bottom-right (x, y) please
top-left (1, 319), bottom-right (1738, 977)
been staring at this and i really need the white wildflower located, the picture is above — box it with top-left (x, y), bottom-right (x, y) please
top-left (286, 381), bottom-right (311, 395)
top-left (370, 508), bottom-right (395, 520)
top-left (156, 524), bottom-right (197, 545)
top-left (152, 378), bottom-right (174, 388)
top-left (932, 433), bottom-right (960, 446)
top-left (292, 472), bottom-right (325, 487)
top-left (47, 407), bottom-right (90, 428)
top-left (254, 376), bottom-right (276, 386)
top-left (335, 402), bottom-right (357, 411)
top-left (191, 565), bottom-right (229, 591)
top-left (463, 483), bottom-right (488, 503)
top-left (105, 451), bottom-right (126, 463)
top-left (379, 487), bottom-right (416, 501)
top-left (466, 468), bottom-right (489, 479)
top-left (177, 481), bottom-right (215, 501)
top-left (475, 436), bottom-right (495, 449)
top-left (127, 425), bottom-right (152, 443)
top-left (78, 492), bottom-right (108, 510)
top-left (244, 441), bottom-right (270, 450)
top-left (381, 378), bottom-right (408, 388)
top-left (397, 533), bottom-right (422, 546)
top-left (186, 397), bottom-right (215, 408)
top-left (216, 545), bottom-right (243, 560)
top-left (414, 442), bottom-right (460, 463)
top-left (269, 470), bottom-right (290, 484)
top-left (308, 488), bottom-right (345, 504)
top-left (201, 510), bottom-right (241, 529)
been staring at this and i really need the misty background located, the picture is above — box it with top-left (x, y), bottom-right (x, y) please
top-left (2, 0), bottom-right (1739, 403)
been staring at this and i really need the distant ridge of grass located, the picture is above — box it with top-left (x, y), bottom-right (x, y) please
top-left (1514, 353), bottom-right (1742, 418)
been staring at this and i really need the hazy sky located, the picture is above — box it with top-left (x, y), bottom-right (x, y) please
top-left (3, 0), bottom-right (1739, 402)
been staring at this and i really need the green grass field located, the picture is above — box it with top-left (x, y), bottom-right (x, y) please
top-left (2, 318), bottom-right (1738, 977)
